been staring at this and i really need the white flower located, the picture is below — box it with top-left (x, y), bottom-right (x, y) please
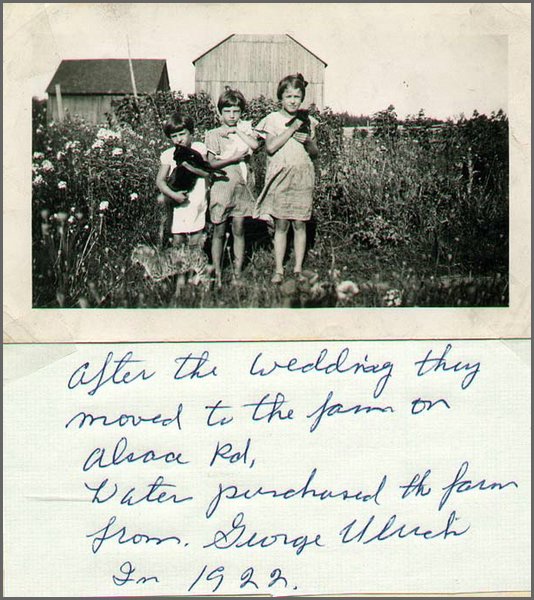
top-left (382, 288), bottom-right (403, 307)
top-left (129, 192), bottom-right (139, 201)
top-left (41, 159), bottom-right (54, 172)
top-left (96, 127), bottom-right (121, 141)
top-left (67, 215), bottom-right (76, 224)
top-left (33, 151), bottom-right (44, 160)
top-left (32, 163), bottom-right (39, 174)
top-left (32, 174), bottom-right (45, 186)
top-left (98, 200), bottom-right (109, 211)
top-left (111, 147), bottom-right (123, 156)
top-left (56, 151), bottom-right (65, 160)
top-left (64, 140), bottom-right (80, 150)
top-left (57, 181), bottom-right (67, 190)
top-left (336, 280), bottom-right (360, 301)
top-left (91, 139), bottom-right (105, 150)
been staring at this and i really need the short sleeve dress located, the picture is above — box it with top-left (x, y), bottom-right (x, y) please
top-left (254, 111), bottom-right (318, 221)
top-left (160, 141), bottom-right (208, 234)
top-left (204, 125), bottom-right (256, 224)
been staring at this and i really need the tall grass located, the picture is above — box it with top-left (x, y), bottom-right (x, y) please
top-left (32, 94), bottom-right (509, 308)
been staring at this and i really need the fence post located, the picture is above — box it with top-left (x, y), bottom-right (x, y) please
top-left (55, 83), bottom-right (64, 122)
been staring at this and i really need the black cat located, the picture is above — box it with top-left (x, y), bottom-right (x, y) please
top-left (285, 109), bottom-right (311, 135)
top-left (168, 145), bottom-right (226, 192)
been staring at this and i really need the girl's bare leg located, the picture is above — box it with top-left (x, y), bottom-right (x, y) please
top-left (273, 218), bottom-right (290, 282)
top-left (231, 217), bottom-right (245, 277)
top-left (188, 231), bottom-right (204, 248)
top-left (172, 234), bottom-right (186, 247)
top-left (292, 220), bottom-right (307, 274)
top-left (211, 222), bottom-right (226, 285)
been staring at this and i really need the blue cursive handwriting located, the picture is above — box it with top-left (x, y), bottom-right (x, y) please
top-left (65, 404), bottom-right (183, 430)
top-left (249, 348), bottom-right (394, 398)
top-left (414, 344), bottom-right (480, 389)
top-left (82, 437), bottom-right (189, 472)
top-left (439, 461), bottom-right (518, 510)
top-left (205, 468), bottom-right (387, 518)
top-left (174, 351), bottom-right (217, 380)
top-left (210, 438), bottom-right (254, 468)
top-left (204, 512), bottom-right (324, 556)
top-left (306, 391), bottom-right (394, 432)
top-left (112, 561), bottom-right (159, 586)
top-left (67, 351), bottom-right (155, 396)
top-left (84, 475), bottom-right (193, 506)
top-left (87, 515), bottom-right (185, 554)
top-left (205, 400), bottom-right (234, 426)
top-left (339, 510), bottom-right (470, 544)
top-left (242, 393), bottom-right (294, 423)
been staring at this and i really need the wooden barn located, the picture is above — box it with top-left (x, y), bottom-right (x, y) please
top-left (193, 34), bottom-right (327, 109)
top-left (45, 59), bottom-right (170, 124)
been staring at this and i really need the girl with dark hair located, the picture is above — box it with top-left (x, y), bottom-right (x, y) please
top-left (205, 87), bottom-right (260, 285)
top-left (255, 74), bottom-right (319, 283)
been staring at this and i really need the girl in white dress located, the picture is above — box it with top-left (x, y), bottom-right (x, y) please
top-left (156, 112), bottom-right (208, 247)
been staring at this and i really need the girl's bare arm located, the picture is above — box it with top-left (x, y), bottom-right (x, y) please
top-left (233, 129), bottom-right (260, 151)
top-left (206, 147), bottom-right (250, 169)
top-left (264, 119), bottom-right (302, 155)
top-left (293, 131), bottom-right (319, 158)
top-left (155, 164), bottom-right (189, 203)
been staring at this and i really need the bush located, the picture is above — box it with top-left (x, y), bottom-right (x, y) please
top-left (32, 93), bottom-right (509, 308)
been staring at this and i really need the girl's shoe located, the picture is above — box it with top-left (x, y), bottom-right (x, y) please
top-left (271, 272), bottom-right (284, 284)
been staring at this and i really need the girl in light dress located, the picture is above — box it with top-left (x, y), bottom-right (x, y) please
top-left (156, 112), bottom-right (208, 248)
top-left (254, 73), bottom-right (319, 283)
top-left (205, 88), bottom-right (260, 285)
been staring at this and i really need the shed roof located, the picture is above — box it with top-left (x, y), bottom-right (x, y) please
top-left (46, 59), bottom-right (168, 95)
top-left (192, 34), bottom-right (327, 67)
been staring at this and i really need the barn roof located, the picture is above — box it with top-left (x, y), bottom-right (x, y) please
top-left (46, 59), bottom-right (169, 95)
top-left (192, 34), bottom-right (327, 67)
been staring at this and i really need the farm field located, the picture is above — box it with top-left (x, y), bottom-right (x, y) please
top-left (32, 93), bottom-right (509, 309)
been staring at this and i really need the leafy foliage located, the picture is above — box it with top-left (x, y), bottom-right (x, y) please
top-left (32, 94), bottom-right (509, 308)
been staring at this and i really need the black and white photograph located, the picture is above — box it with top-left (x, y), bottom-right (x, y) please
top-left (26, 3), bottom-right (513, 310)
top-left (2, 7), bottom-right (531, 597)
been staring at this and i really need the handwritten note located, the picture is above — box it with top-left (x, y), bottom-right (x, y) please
top-left (3, 341), bottom-right (530, 596)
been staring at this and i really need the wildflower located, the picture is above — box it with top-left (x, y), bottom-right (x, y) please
top-left (56, 151), bottom-right (65, 160)
top-left (57, 181), bottom-right (67, 190)
top-left (41, 159), bottom-right (54, 172)
top-left (32, 174), bottom-right (45, 186)
top-left (78, 297), bottom-right (89, 309)
top-left (336, 280), bottom-right (359, 301)
top-left (33, 151), bottom-right (44, 160)
top-left (96, 127), bottom-right (121, 141)
top-left (382, 288), bottom-right (403, 307)
top-left (36, 127), bottom-right (43, 134)
top-left (68, 215), bottom-right (76, 224)
top-left (91, 139), bottom-right (105, 150)
top-left (129, 192), bottom-right (139, 201)
top-left (111, 147), bottom-right (123, 156)
top-left (55, 211), bottom-right (68, 223)
top-left (98, 200), bottom-right (109, 211)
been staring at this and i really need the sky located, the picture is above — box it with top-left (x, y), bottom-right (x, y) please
top-left (7, 3), bottom-right (514, 119)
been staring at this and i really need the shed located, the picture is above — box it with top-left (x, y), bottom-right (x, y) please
top-left (45, 59), bottom-right (170, 123)
top-left (193, 34), bottom-right (327, 109)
